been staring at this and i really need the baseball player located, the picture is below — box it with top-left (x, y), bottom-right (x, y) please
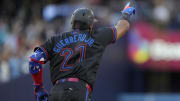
top-left (29, 4), bottom-right (135, 101)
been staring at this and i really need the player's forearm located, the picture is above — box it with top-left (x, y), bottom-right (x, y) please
top-left (29, 47), bottom-right (48, 85)
top-left (115, 20), bottom-right (130, 40)
top-left (31, 69), bottom-right (43, 85)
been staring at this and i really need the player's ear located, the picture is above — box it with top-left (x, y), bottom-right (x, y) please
top-left (89, 24), bottom-right (93, 29)
top-left (88, 24), bottom-right (94, 34)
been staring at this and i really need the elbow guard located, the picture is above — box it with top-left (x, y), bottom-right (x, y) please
top-left (29, 47), bottom-right (48, 74)
top-left (29, 61), bottom-right (42, 74)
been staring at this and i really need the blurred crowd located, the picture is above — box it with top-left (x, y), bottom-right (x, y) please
top-left (0, 0), bottom-right (180, 84)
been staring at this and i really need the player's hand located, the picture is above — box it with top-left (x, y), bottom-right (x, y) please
top-left (33, 84), bottom-right (48, 101)
top-left (122, 4), bottom-right (135, 16)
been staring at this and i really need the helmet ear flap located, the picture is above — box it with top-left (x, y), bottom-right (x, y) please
top-left (88, 9), bottom-right (94, 25)
top-left (89, 16), bottom-right (94, 25)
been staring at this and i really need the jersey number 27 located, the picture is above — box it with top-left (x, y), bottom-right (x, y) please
top-left (59, 44), bottom-right (87, 71)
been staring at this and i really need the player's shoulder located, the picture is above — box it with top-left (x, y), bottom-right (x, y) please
top-left (93, 27), bottom-right (112, 33)
top-left (92, 27), bottom-right (113, 37)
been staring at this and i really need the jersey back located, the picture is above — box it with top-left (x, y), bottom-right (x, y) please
top-left (40, 27), bottom-right (117, 88)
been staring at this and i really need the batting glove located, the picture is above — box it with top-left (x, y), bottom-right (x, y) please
top-left (33, 84), bottom-right (48, 101)
top-left (120, 3), bottom-right (136, 22)
top-left (122, 7), bottom-right (135, 16)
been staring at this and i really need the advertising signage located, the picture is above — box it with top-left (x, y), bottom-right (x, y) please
top-left (128, 22), bottom-right (180, 70)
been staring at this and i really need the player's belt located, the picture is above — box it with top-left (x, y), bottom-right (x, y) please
top-left (55, 77), bottom-right (92, 93)
top-left (58, 78), bottom-right (79, 83)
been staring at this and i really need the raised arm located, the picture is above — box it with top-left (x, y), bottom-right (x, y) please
top-left (115, 3), bottom-right (135, 40)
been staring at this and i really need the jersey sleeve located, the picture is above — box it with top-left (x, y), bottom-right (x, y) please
top-left (35, 37), bottom-right (55, 60)
top-left (94, 27), bottom-right (117, 46)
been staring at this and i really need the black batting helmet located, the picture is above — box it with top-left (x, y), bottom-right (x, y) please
top-left (71, 8), bottom-right (94, 30)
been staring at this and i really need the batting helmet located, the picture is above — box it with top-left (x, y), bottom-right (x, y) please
top-left (71, 8), bottom-right (94, 30)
